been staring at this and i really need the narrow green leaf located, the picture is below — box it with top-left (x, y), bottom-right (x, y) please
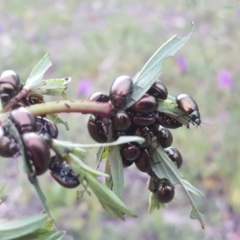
top-left (181, 179), bottom-right (205, 197)
top-left (47, 114), bottom-right (69, 131)
top-left (104, 158), bottom-right (113, 190)
top-left (101, 147), bottom-right (109, 160)
top-left (67, 153), bottom-right (108, 178)
top-left (99, 198), bottom-right (125, 220)
top-left (157, 100), bottom-right (189, 126)
top-left (85, 173), bottom-right (137, 218)
top-left (148, 192), bottom-right (166, 213)
top-left (150, 145), bottom-right (205, 229)
top-left (150, 146), bottom-right (182, 184)
top-left (25, 53), bottom-right (52, 90)
top-left (127, 23), bottom-right (194, 108)
top-left (109, 146), bottom-right (124, 200)
top-left (46, 231), bottom-right (66, 240)
top-left (32, 77), bottom-right (71, 98)
top-left (59, 136), bottom-right (145, 148)
top-left (51, 139), bottom-right (86, 158)
top-left (0, 214), bottom-right (48, 240)
top-left (190, 203), bottom-right (206, 229)
top-left (31, 178), bottom-right (52, 219)
top-left (13, 228), bottom-right (55, 240)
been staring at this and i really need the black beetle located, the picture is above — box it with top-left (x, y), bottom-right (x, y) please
top-left (0, 127), bottom-right (18, 157)
top-left (155, 112), bottom-right (182, 129)
top-left (109, 75), bottom-right (133, 109)
top-left (112, 110), bottom-right (131, 131)
top-left (120, 144), bottom-right (141, 161)
top-left (89, 92), bottom-right (110, 102)
top-left (35, 117), bottom-right (58, 139)
top-left (147, 80), bottom-right (168, 100)
top-left (154, 181), bottom-right (175, 203)
top-left (135, 149), bottom-right (151, 173)
top-left (10, 107), bottom-right (36, 134)
top-left (132, 112), bottom-right (156, 126)
top-left (176, 94), bottom-right (201, 125)
top-left (22, 132), bottom-right (50, 175)
top-left (131, 94), bottom-right (158, 113)
top-left (122, 158), bottom-right (134, 168)
top-left (0, 70), bottom-right (22, 104)
top-left (164, 146), bottom-right (183, 168)
top-left (133, 127), bottom-right (151, 148)
top-left (49, 156), bottom-right (80, 188)
top-left (87, 115), bottom-right (107, 143)
top-left (154, 126), bottom-right (173, 148)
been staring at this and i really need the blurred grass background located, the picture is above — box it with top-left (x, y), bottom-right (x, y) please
top-left (0, 0), bottom-right (240, 239)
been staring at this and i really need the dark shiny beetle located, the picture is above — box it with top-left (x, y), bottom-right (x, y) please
top-left (176, 94), bottom-right (201, 125)
top-left (135, 149), bottom-right (151, 173)
top-left (0, 70), bottom-right (21, 104)
top-left (0, 127), bottom-right (18, 157)
top-left (9, 107), bottom-right (50, 175)
top-left (155, 112), bottom-right (182, 129)
top-left (164, 147), bottom-right (183, 168)
top-left (89, 92), bottom-right (109, 102)
top-left (49, 156), bottom-right (80, 188)
top-left (87, 115), bottom-right (107, 143)
top-left (132, 94), bottom-right (158, 113)
top-left (154, 181), bottom-right (175, 203)
top-left (113, 110), bottom-right (131, 131)
top-left (155, 126), bottom-right (173, 148)
top-left (109, 75), bottom-right (133, 109)
top-left (36, 117), bottom-right (58, 139)
top-left (120, 144), bottom-right (141, 161)
top-left (22, 132), bottom-right (50, 175)
top-left (10, 107), bottom-right (36, 133)
top-left (133, 127), bottom-right (151, 148)
top-left (132, 112), bottom-right (156, 126)
top-left (147, 80), bottom-right (168, 100)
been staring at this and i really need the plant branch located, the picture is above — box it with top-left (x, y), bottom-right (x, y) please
top-left (25, 100), bottom-right (113, 117)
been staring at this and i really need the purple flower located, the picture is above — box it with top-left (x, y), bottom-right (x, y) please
top-left (218, 70), bottom-right (234, 89)
top-left (97, 176), bottom-right (105, 183)
top-left (176, 56), bottom-right (188, 73)
top-left (77, 79), bottom-right (93, 97)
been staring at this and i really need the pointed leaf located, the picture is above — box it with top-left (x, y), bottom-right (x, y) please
top-left (46, 114), bottom-right (69, 131)
top-left (85, 173), bottom-right (137, 218)
top-left (25, 53), bottom-right (52, 90)
top-left (0, 214), bottom-right (48, 240)
top-left (99, 198), bottom-right (125, 220)
top-left (32, 77), bottom-right (71, 98)
top-left (60, 136), bottom-right (145, 148)
top-left (67, 153), bottom-right (108, 178)
top-left (46, 231), bottom-right (66, 240)
top-left (126, 23), bottom-right (194, 107)
top-left (181, 179), bottom-right (205, 197)
top-left (109, 146), bottom-right (124, 200)
top-left (104, 158), bottom-right (113, 190)
top-left (150, 145), bottom-right (205, 228)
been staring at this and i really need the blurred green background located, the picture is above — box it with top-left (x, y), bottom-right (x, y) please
top-left (0, 0), bottom-right (240, 239)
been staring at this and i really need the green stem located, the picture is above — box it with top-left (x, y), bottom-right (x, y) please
top-left (25, 100), bottom-right (113, 117)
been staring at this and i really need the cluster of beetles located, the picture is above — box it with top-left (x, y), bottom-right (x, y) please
top-left (0, 70), bottom-right (201, 204)
top-left (87, 75), bottom-right (201, 204)
top-left (0, 70), bottom-right (80, 188)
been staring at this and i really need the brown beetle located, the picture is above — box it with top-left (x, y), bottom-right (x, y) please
top-left (176, 94), bottom-right (201, 126)
top-left (10, 107), bottom-right (36, 134)
top-left (22, 132), bottom-right (50, 175)
top-left (49, 156), bottom-right (80, 188)
top-left (109, 75), bottom-right (133, 109)
top-left (147, 80), bottom-right (168, 100)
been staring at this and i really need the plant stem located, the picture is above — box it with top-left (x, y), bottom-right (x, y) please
top-left (25, 100), bottom-right (113, 117)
